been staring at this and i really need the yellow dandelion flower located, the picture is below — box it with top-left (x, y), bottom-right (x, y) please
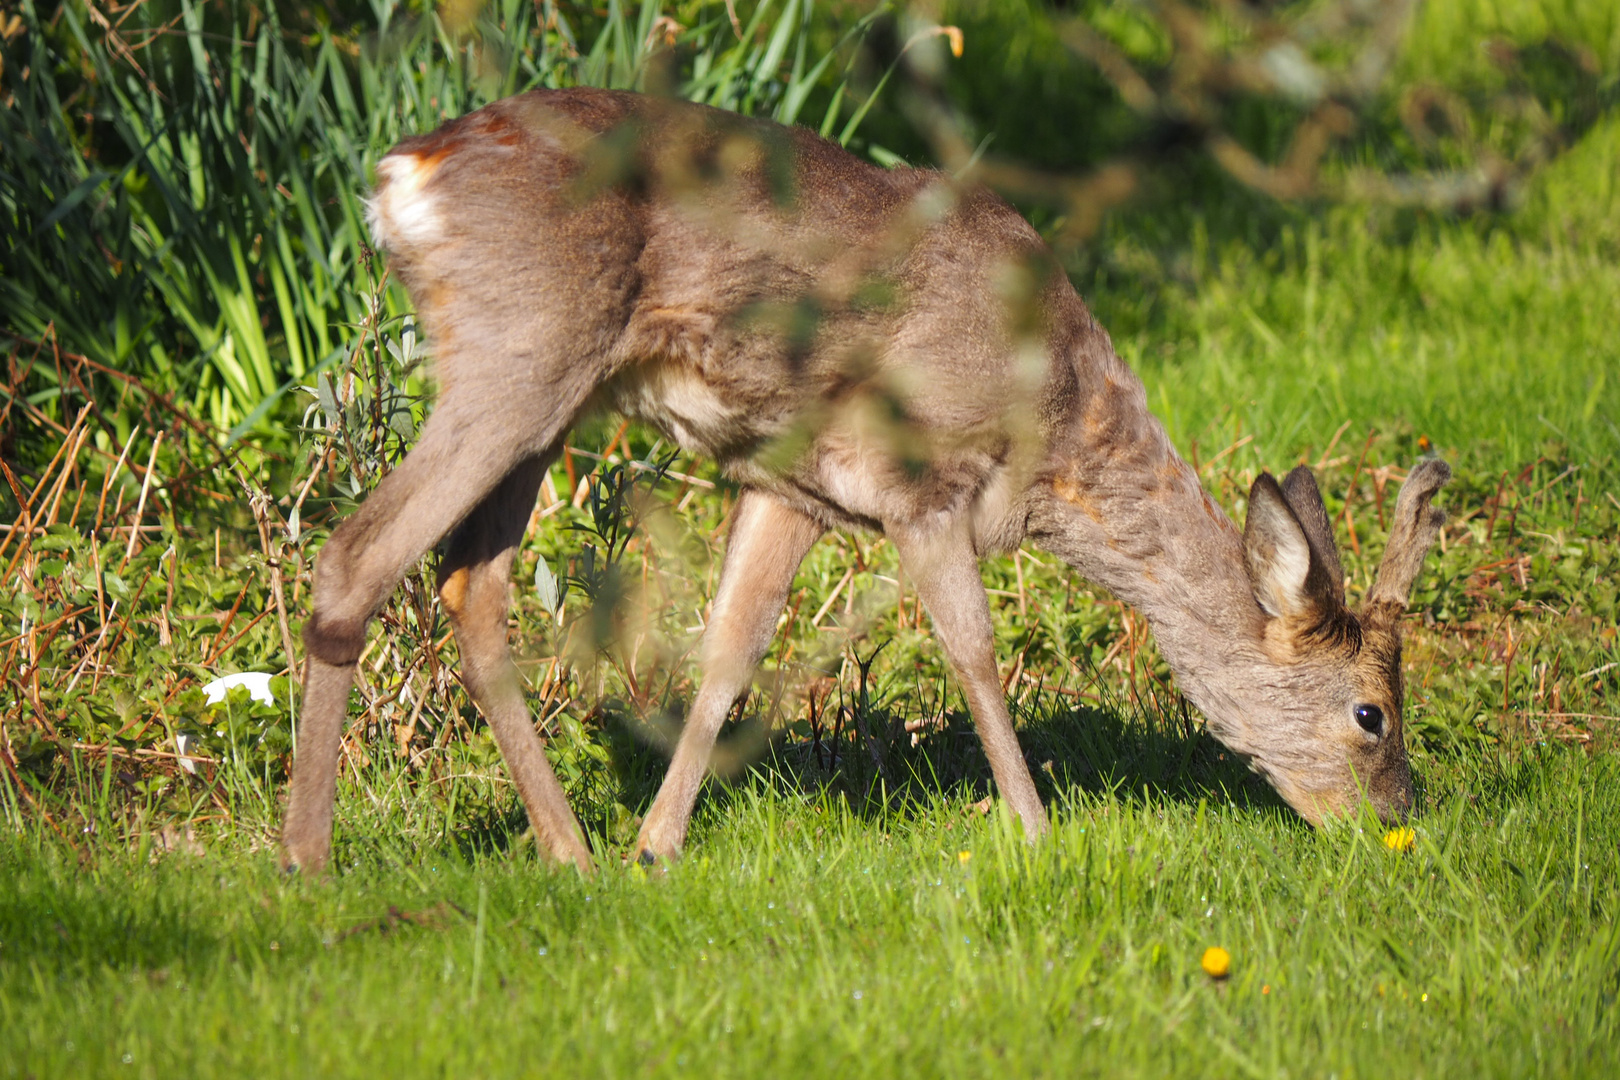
top-left (1383, 826), bottom-right (1416, 852)
top-left (1201, 947), bottom-right (1231, 979)
top-left (957, 850), bottom-right (972, 865)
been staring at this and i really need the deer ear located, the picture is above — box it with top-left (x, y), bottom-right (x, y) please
top-left (1367, 458), bottom-right (1451, 612)
top-left (1244, 472), bottom-right (1342, 621)
top-left (1280, 465), bottom-right (1346, 606)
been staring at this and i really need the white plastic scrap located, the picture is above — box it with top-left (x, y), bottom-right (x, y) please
top-left (178, 673), bottom-right (278, 774)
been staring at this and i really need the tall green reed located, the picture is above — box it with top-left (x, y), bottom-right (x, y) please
top-left (1, 0), bottom-right (890, 448)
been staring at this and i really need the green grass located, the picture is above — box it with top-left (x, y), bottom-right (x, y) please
top-left (1091, 116), bottom-right (1620, 483)
top-left (3, 748), bottom-right (1617, 1077)
top-left (4, 0), bottom-right (1620, 1076)
top-left (0, 0), bottom-right (888, 439)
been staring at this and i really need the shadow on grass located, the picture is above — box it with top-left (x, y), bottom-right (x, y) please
top-left (0, 841), bottom-right (239, 973)
top-left (393, 677), bottom-right (1297, 865)
top-left (685, 680), bottom-right (1296, 835)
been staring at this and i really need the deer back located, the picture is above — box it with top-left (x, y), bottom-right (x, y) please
top-left (367, 88), bottom-right (1095, 540)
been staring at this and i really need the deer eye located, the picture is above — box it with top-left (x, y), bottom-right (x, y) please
top-left (1354, 704), bottom-right (1385, 735)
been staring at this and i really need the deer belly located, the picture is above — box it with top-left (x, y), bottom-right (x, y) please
top-left (611, 362), bottom-right (755, 457)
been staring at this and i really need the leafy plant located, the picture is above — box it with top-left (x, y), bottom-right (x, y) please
top-left (2, 0), bottom-right (895, 453)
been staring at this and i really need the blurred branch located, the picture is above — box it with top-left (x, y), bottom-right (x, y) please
top-left (886, 0), bottom-right (1613, 244)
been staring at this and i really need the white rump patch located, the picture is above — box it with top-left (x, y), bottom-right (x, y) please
top-left (367, 153), bottom-right (443, 249)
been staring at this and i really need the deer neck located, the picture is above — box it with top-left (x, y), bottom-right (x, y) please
top-left (1028, 354), bottom-right (1269, 755)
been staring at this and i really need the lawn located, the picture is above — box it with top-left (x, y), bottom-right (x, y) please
top-left (3, 1), bottom-right (1618, 1077)
top-left (3, 748), bottom-right (1617, 1077)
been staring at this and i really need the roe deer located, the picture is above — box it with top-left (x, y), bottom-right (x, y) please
top-left (281, 88), bottom-right (1449, 873)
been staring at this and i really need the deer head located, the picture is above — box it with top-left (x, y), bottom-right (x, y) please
top-left (1232, 458), bottom-right (1450, 823)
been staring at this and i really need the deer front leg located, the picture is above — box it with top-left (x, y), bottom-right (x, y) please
top-left (633, 490), bottom-right (823, 864)
top-left (436, 457), bottom-right (593, 871)
top-left (888, 521), bottom-right (1048, 840)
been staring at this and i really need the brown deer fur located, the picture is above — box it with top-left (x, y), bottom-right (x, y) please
top-left (280, 88), bottom-right (1449, 873)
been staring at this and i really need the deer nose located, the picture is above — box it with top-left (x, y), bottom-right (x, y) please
top-left (1376, 782), bottom-right (1414, 824)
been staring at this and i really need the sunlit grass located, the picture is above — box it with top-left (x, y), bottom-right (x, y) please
top-left (3, 748), bottom-right (1616, 1077)
top-left (3, 1), bottom-right (1619, 1076)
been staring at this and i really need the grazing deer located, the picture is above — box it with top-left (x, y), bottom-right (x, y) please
top-left (280, 88), bottom-right (1449, 873)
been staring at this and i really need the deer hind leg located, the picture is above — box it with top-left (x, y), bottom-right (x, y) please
top-left (633, 490), bottom-right (823, 864)
top-left (888, 520), bottom-right (1048, 840)
top-left (281, 410), bottom-right (561, 874)
top-left (436, 456), bottom-right (592, 870)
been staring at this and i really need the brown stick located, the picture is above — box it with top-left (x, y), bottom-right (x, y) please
top-left (94, 425), bottom-right (141, 535)
top-left (43, 421), bottom-right (92, 527)
top-left (203, 579), bottom-right (253, 663)
top-left (93, 567), bottom-right (156, 694)
top-left (248, 484), bottom-right (301, 684)
top-left (0, 405), bottom-right (91, 568)
top-left (0, 741), bottom-right (78, 853)
top-left (1337, 427), bottom-right (1377, 530)
top-left (69, 743), bottom-right (219, 765)
top-left (120, 430), bottom-right (164, 570)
